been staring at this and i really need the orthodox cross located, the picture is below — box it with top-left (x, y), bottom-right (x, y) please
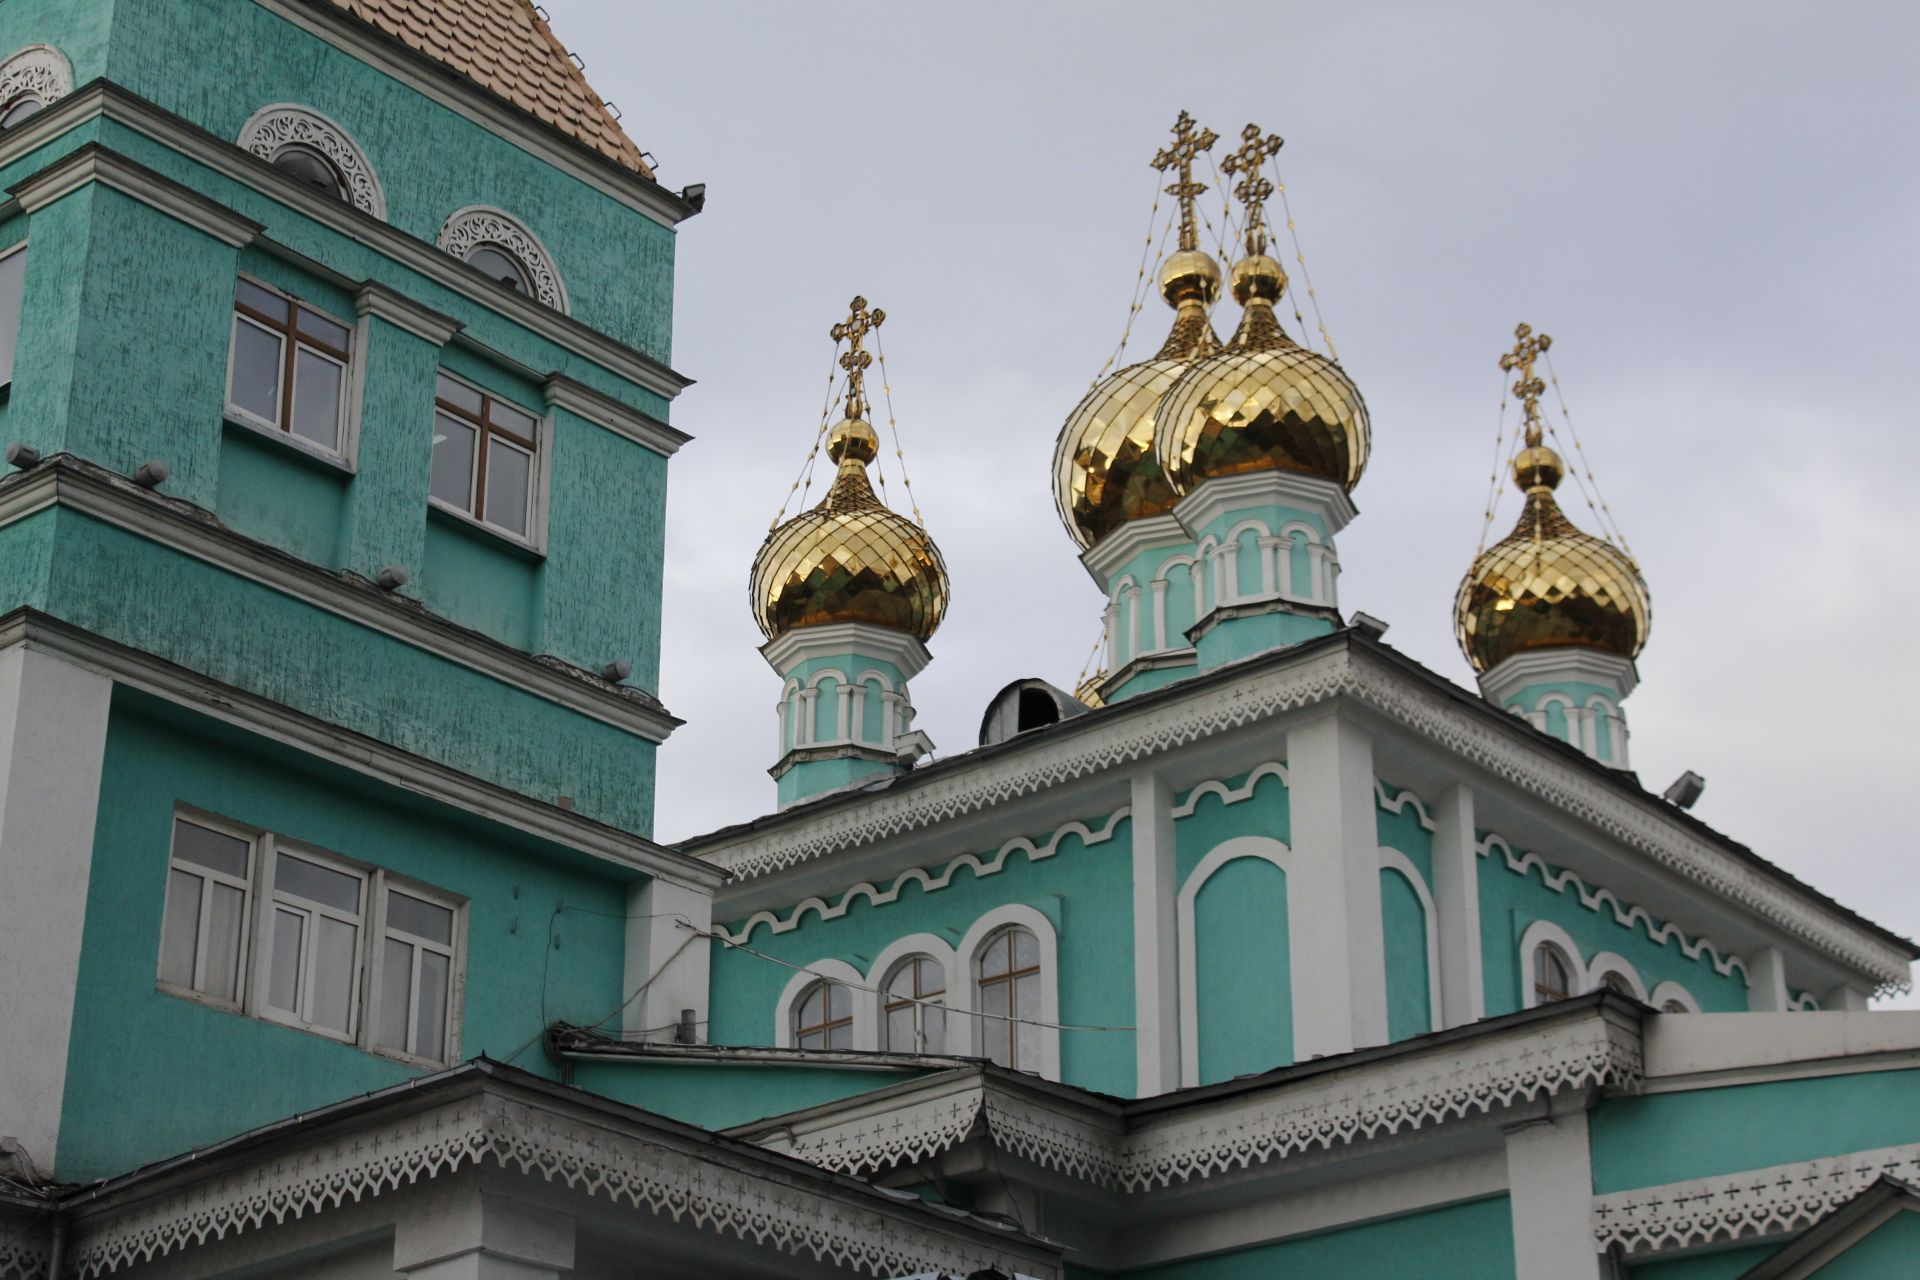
top-left (830, 295), bottom-right (886, 420)
top-left (1499, 322), bottom-right (1553, 445)
top-left (1151, 110), bottom-right (1219, 253)
top-left (1220, 123), bottom-right (1284, 256)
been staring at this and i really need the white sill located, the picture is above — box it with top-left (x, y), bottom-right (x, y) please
top-left (155, 979), bottom-right (244, 1016)
top-left (223, 410), bottom-right (356, 475)
top-left (427, 496), bottom-right (544, 559)
top-left (260, 1006), bottom-right (358, 1046)
top-left (369, 1043), bottom-right (453, 1071)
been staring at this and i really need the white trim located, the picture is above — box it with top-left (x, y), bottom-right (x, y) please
top-left (1519, 919), bottom-right (1587, 1008)
top-left (437, 204), bottom-right (569, 314)
top-left (0, 44), bottom-right (72, 114)
top-left (236, 102), bottom-right (386, 219)
top-left (759, 621), bottom-right (931, 684)
top-left (1585, 951), bottom-right (1647, 1000)
top-left (866, 933), bottom-right (957, 1055)
top-left (1506, 1113), bottom-right (1603, 1279)
top-left (430, 367), bottom-right (550, 551)
top-left (1178, 835), bottom-right (1294, 1087)
top-left (1080, 512), bottom-right (1189, 585)
top-left (773, 957), bottom-right (867, 1050)
top-left (356, 280), bottom-right (460, 345)
top-left (1648, 980), bottom-right (1700, 1013)
top-left (952, 904), bottom-right (1061, 1080)
top-left (1172, 468), bottom-right (1357, 540)
top-left (1378, 845), bottom-right (1444, 1032)
top-left (1479, 647), bottom-right (1638, 707)
top-left (226, 273), bottom-right (360, 469)
top-left (544, 373), bottom-right (688, 458)
top-left (9, 144), bottom-right (261, 247)
top-left (1171, 760), bottom-right (1288, 817)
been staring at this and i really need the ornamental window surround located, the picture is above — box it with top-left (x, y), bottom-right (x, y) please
top-left (0, 240), bottom-right (24, 390)
top-left (226, 277), bottom-right (354, 458)
top-left (975, 925), bottom-right (1043, 1072)
top-left (0, 44), bottom-right (72, 131)
top-left (1532, 941), bottom-right (1574, 1004)
top-left (437, 206), bottom-right (568, 313)
top-left (791, 978), bottom-right (854, 1050)
top-left (236, 104), bottom-right (387, 219)
top-left (430, 371), bottom-right (541, 542)
top-left (158, 811), bottom-right (465, 1067)
top-left (881, 956), bottom-right (946, 1054)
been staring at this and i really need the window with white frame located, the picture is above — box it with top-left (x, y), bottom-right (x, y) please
top-left (791, 978), bottom-right (853, 1050)
top-left (1532, 941), bottom-right (1574, 1005)
top-left (226, 278), bottom-right (352, 453)
top-left (430, 372), bottom-right (538, 539)
top-left (881, 956), bottom-right (946, 1054)
top-left (155, 811), bottom-right (464, 1065)
top-left (0, 242), bottom-right (25, 388)
top-left (976, 926), bottom-right (1042, 1072)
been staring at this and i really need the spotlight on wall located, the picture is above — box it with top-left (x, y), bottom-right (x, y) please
top-left (601, 658), bottom-right (632, 683)
top-left (1349, 611), bottom-right (1390, 640)
top-left (133, 460), bottom-right (170, 488)
top-left (375, 564), bottom-right (410, 590)
top-left (681, 182), bottom-right (707, 213)
top-left (4, 442), bottom-right (41, 469)
top-left (1662, 770), bottom-right (1706, 810)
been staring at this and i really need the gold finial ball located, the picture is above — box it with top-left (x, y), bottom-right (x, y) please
top-left (827, 417), bottom-right (878, 465)
top-left (1512, 444), bottom-right (1563, 491)
top-left (1160, 249), bottom-right (1223, 308)
top-left (1230, 253), bottom-right (1288, 305)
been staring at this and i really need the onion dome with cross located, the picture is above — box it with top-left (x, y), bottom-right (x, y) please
top-left (1051, 111), bottom-right (1228, 550)
top-left (1154, 124), bottom-right (1370, 497)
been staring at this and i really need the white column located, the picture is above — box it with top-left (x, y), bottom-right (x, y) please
top-left (1258, 536), bottom-right (1282, 596)
top-left (1149, 579), bottom-right (1169, 652)
top-left (834, 683), bottom-right (853, 742)
top-left (1505, 1112), bottom-right (1603, 1280)
top-left (797, 688), bottom-right (818, 746)
top-left (1746, 945), bottom-right (1791, 1011)
top-left (1612, 714), bottom-right (1631, 770)
top-left (623, 878), bottom-right (714, 1043)
top-left (775, 697), bottom-right (789, 756)
top-left (1130, 771), bottom-right (1179, 1095)
top-left (1103, 600), bottom-right (1120, 667)
top-left (849, 683), bottom-right (867, 744)
top-left (1307, 543), bottom-right (1334, 605)
top-left (1275, 533), bottom-right (1296, 599)
top-left (880, 691), bottom-right (901, 747)
top-left (393, 1182), bottom-right (575, 1280)
top-left (1285, 713), bottom-right (1388, 1058)
top-left (1824, 983), bottom-right (1870, 1012)
top-left (0, 644), bottom-right (113, 1177)
top-left (1432, 784), bottom-right (1486, 1029)
top-left (1216, 544), bottom-right (1239, 605)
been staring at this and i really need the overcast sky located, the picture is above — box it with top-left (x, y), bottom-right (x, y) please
top-left (555, 2), bottom-right (1920, 996)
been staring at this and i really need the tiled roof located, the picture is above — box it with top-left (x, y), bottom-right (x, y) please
top-left (323, 0), bottom-right (652, 177)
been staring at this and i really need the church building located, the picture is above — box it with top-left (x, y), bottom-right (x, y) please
top-left (0, 4), bottom-right (1914, 1280)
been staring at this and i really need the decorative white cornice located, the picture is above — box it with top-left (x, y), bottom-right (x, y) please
top-left (760, 623), bottom-right (932, 683)
top-left (1374, 778), bottom-right (1438, 830)
top-left (7, 143), bottom-right (262, 247)
top-left (437, 204), bottom-right (569, 314)
top-left (687, 641), bottom-right (1912, 991)
top-left (354, 279), bottom-right (461, 344)
top-left (0, 459), bottom-right (680, 741)
top-left (0, 1215), bottom-right (46, 1280)
top-left (1081, 513), bottom-right (1190, 584)
top-left (544, 374), bottom-right (689, 458)
top-left (1592, 1141), bottom-right (1920, 1255)
top-left (1480, 648), bottom-right (1638, 707)
top-left (1173, 761), bottom-right (1289, 817)
top-left (0, 84), bottom-right (693, 401)
top-left (1173, 468), bottom-right (1357, 539)
top-left (62, 1081), bottom-right (1049, 1280)
top-left (236, 102), bottom-right (386, 219)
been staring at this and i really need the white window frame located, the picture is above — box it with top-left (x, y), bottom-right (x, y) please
top-left (1519, 919), bottom-right (1588, 1009)
top-left (773, 958), bottom-right (865, 1050)
top-left (223, 273), bottom-right (359, 469)
top-left (369, 875), bottom-right (467, 1068)
top-left (255, 841), bottom-right (368, 1044)
top-left (427, 368), bottom-right (550, 552)
top-left (866, 933), bottom-right (957, 1057)
top-left (156, 809), bottom-right (259, 1011)
top-left (951, 905), bottom-right (1060, 1080)
top-left (0, 239), bottom-right (26, 392)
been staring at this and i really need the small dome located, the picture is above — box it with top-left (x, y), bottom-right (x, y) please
top-left (751, 418), bottom-right (949, 642)
top-left (1455, 445), bottom-right (1650, 673)
top-left (1154, 256), bottom-right (1369, 496)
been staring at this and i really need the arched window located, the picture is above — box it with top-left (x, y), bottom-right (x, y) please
top-left (437, 206), bottom-right (568, 312)
top-left (1662, 999), bottom-right (1690, 1014)
top-left (0, 46), bottom-right (71, 131)
top-left (791, 978), bottom-right (852, 1050)
top-left (976, 926), bottom-right (1042, 1072)
top-left (1533, 943), bottom-right (1574, 1004)
top-left (0, 95), bottom-right (42, 128)
top-left (881, 956), bottom-right (946, 1054)
top-left (271, 145), bottom-right (346, 201)
top-left (1600, 971), bottom-right (1635, 996)
top-left (236, 105), bottom-right (386, 219)
top-left (465, 243), bottom-right (533, 294)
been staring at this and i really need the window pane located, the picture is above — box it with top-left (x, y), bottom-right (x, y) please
top-left (273, 148), bottom-right (342, 200)
top-left (887, 965), bottom-right (915, 999)
top-left (489, 400), bottom-right (539, 440)
top-left (205, 881), bottom-right (247, 1002)
top-left (1012, 928), bottom-right (1040, 971)
top-left (416, 949), bottom-right (449, 1062)
top-left (980, 935), bottom-right (1010, 978)
top-left (827, 981), bottom-right (852, 1023)
top-left (159, 868), bottom-right (202, 989)
top-left (296, 306), bottom-right (351, 350)
top-left (826, 1019), bottom-right (852, 1051)
top-left (235, 279), bottom-right (288, 321)
top-left (379, 936), bottom-right (412, 1052)
top-left (466, 244), bottom-right (529, 293)
top-left (290, 348), bottom-right (343, 450)
top-left (797, 1027), bottom-right (822, 1051)
top-left (917, 958), bottom-right (945, 997)
top-left (884, 1005), bottom-right (912, 1052)
top-left (173, 818), bottom-right (250, 879)
top-left (981, 983), bottom-right (1010, 1068)
top-left (798, 984), bottom-right (822, 1028)
top-left (435, 373), bottom-right (483, 415)
top-left (387, 890), bottom-right (453, 944)
top-left (484, 439), bottom-right (531, 536)
top-left (0, 248), bottom-right (23, 386)
top-left (1015, 1019), bottom-right (1040, 1073)
top-left (430, 413), bottom-right (477, 511)
top-left (311, 915), bottom-right (357, 1033)
top-left (924, 1005), bottom-right (946, 1055)
top-left (268, 907), bottom-right (304, 1012)
top-left (275, 852), bottom-right (361, 912)
top-left (230, 318), bottom-right (284, 424)
top-left (0, 97), bottom-right (42, 128)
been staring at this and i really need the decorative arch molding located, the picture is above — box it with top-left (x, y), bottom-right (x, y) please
top-left (1585, 950), bottom-right (1648, 1000)
top-left (1374, 779), bottom-right (1438, 831)
top-left (950, 904), bottom-right (1061, 1079)
top-left (1378, 845), bottom-right (1444, 1030)
top-left (437, 204), bottom-right (569, 313)
top-left (236, 103), bottom-right (386, 219)
top-left (1649, 980), bottom-right (1700, 1013)
top-left (864, 932), bottom-right (958, 1053)
top-left (0, 44), bottom-right (72, 115)
top-left (772, 957), bottom-right (868, 1051)
top-left (1178, 835), bottom-right (1295, 1086)
top-left (1172, 760), bottom-right (1288, 818)
top-left (1518, 918), bottom-right (1587, 1009)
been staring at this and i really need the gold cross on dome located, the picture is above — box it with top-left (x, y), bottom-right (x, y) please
top-left (830, 295), bottom-right (886, 420)
top-left (1220, 123), bottom-right (1284, 255)
top-left (1499, 322), bottom-right (1553, 445)
top-left (1151, 110), bottom-right (1219, 253)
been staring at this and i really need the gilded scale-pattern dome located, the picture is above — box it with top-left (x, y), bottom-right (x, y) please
top-left (1454, 444), bottom-right (1650, 673)
top-left (1155, 252), bottom-right (1370, 495)
top-left (751, 418), bottom-right (950, 643)
top-left (1052, 250), bottom-right (1224, 549)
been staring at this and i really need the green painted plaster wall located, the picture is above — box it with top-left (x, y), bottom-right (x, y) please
top-left (215, 424), bottom-right (351, 566)
top-left (58, 695), bottom-right (632, 1181)
top-left (1174, 768), bottom-right (1289, 885)
top-left (1627, 1245), bottom-right (1778, 1280)
top-left (569, 1062), bottom-right (932, 1132)
top-left (777, 753), bottom-right (894, 809)
top-left (1381, 865), bottom-right (1432, 1041)
top-left (1590, 1069), bottom-right (1920, 1193)
top-left (1193, 856), bottom-right (1290, 1082)
top-left (1375, 782), bottom-right (1434, 882)
top-left (1122, 1195), bottom-right (1515, 1279)
top-left (0, 0), bottom-right (115, 85)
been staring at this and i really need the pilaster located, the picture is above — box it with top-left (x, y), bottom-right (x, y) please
top-left (623, 877), bottom-right (714, 1043)
top-left (1746, 946), bottom-right (1791, 1011)
top-left (1130, 771), bottom-right (1178, 1095)
top-left (1504, 1111), bottom-right (1604, 1280)
top-left (1432, 783), bottom-right (1486, 1028)
top-left (392, 1178), bottom-right (575, 1280)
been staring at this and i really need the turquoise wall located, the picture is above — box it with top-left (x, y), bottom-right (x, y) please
top-left (1801, 1209), bottom-right (1920, 1276)
top-left (1590, 1068), bottom-right (1920, 1193)
top-left (1192, 857), bottom-right (1290, 1083)
top-left (58, 694), bottom-right (633, 1181)
top-left (1174, 768), bottom-right (1290, 883)
top-left (0, 0), bottom-right (113, 88)
top-left (1381, 866), bottom-right (1432, 1041)
top-left (1123, 1195), bottom-right (1515, 1279)
top-left (570, 1062), bottom-right (933, 1132)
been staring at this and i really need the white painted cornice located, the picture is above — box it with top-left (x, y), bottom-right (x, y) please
top-left (1173, 468), bottom-right (1357, 538)
top-left (544, 373), bottom-right (691, 458)
top-left (1480, 648), bottom-right (1638, 706)
top-left (1080, 513), bottom-right (1190, 584)
top-left (6, 142), bottom-right (262, 247)
top-left (354, 279), bottom-right (461, 345)
top-left (0, 458), bottom-right (681, 744)
top-left (760, 622), bottom-right (932, 681)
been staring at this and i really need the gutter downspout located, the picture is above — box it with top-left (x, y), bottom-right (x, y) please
top-left (44, 1211), bottom-right (66, 1280)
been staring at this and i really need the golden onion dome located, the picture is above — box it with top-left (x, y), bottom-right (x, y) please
top-left (751, 418), bottom-right (950, 643)
top-left (1051, 249), bottom-right (1224, 549)
top-left (1154, 250), bottom-right (1370, 495)
top-left (1454, 443), bottom-right (1651, 673)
